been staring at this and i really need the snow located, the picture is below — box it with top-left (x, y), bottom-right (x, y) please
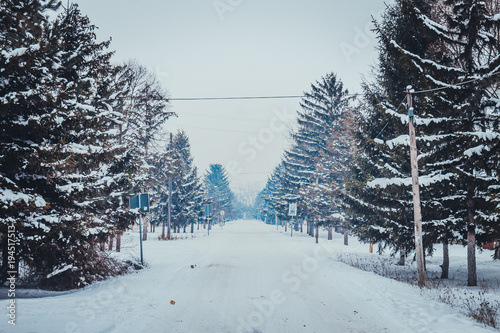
top-left (368, 173), bottom-right (455, 189)
top-left (47, 265), bottom-right (74, 279)
top-left (2, 220), bottom-right (497, 333)
top-left (0, 188), bottom-right (42, 207)
top-left (386, 134), bottom-right (409, 149)
top-left (464, 144), bottom-right (488, 157)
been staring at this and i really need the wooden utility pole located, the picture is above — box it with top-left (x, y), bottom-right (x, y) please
top-left (407, 86), bottom-right (426, 288)
top-left (167, 133), bottom-right (173, 240)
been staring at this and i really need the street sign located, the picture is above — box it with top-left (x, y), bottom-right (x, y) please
top-left (129, 195), bottom-right (139, 210)
top-left (288, 202), bottom-right (297, 217)
top-left (139, 193), bottom-right (149, 213)
top-left (204, 204), bottom-right (212, 217)
top-left (128, 193), bottom-right (149, 265)
top-left (129, 193), bottom-right (149, 213)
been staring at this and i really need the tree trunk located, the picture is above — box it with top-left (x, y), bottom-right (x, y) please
top-left (494, 245), bottom-right (500, 260)
top-left (108, 235), bottom-right (113, 251)
top-left (441, 241), bottom-right (449, 279)
top-left (467, 187), bottom-right (477, 286)
top-left (315, 225), bottom-right (319, 244)
top-left (285, 220), bottom-right (287, 232)
top-left (191, 222), bottom-right (194, 233)
top-left (423, 251), bottom-right (427, 272)
top-left (397, 247), bottom-right (405, 266)
top-left (328, 225), bottom-right (333, 240)
top-left (142, 219), bottom-right (148, 241)
top-left (343, 221), bottom-right (349, 246)
top-left (300, 220), bottom-right (303, 233)
top-left (183, 225), bottom-right (186, 233)
top-left (100, 242), bottom-right (105, 251)
top-left (116, 232), bottom-right (121, 252)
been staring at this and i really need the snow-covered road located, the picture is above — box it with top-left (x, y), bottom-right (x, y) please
top-left (3, 220), bottom-right (494, 332)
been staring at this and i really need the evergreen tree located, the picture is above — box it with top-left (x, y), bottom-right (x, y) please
top-left (348, 0), bottom-right (500, 285)
top-left (204, 164), bottom-right (235, 220)
top-left (256, 163), bottom-right (288, 225)
top-left (0, 0), bottom-right (62, 284)
top-left (0, 2), bottom-right (176, 288)
top-left (299, 108), bottom-right (357, 242)
top-left (151, 132), bottom-right (204, 235)
top-left (171, 131), bottom-right (204, 232)
top-left (282, 73), bottom-right (352, 233)
top-left (0, 2), bottom-right (135, 288)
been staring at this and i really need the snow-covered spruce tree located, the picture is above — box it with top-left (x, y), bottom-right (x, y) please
top-left (256, 163), bottom-right (289, 225)
top-left (282, 73), bottom-right (351, 236)
top-left (151, 131), bottom-right (204, 236)
top-left (299, 108), bottom-right (357, 243)
top-left (0, 3), bottom-right (137, 288)
top-left (170, 131), bottom-right (204, 233)
top-left (149, 135), bottom-right (180, 238)
top-left (349, 0), bottom-right (500, 285)
top-left (204, 164), bottom-right (235, 220)
top-left (94, 64), bottom-right (143, 250)
top-left (0, 0), bottom-right (61, 284)
top-left (433, 0), bottom-right (500, 285)
top-left (384, 0), bottom-right (500, 284)
top-left (346, 1), bottom-right (441, 264)
top-left (33, 4), bottom-right (137, 288)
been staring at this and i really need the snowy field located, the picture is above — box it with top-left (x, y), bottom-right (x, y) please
top-left (2, 220), bottom-right (499, 333)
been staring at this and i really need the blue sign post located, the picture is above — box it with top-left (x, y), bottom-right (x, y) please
top-left (204, 204), bottom-right (212, 236)
top-left (129, 193), bottom-right (149, 265)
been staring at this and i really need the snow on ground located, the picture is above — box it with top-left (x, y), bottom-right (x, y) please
top-left (2, 220), bottom-right (498, 333)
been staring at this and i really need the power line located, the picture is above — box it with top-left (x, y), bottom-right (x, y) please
top-left (170, 95), bottom-right (304, 101)
top-left (163, 92), bottom-right (361, 102)
top-left (179, 125), bottom-right (289, 135)
top-left (412, 70), bottom-right (500, 95)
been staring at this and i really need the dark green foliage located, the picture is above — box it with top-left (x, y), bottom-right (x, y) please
top-left (204, 164), bottom-right (236, 220)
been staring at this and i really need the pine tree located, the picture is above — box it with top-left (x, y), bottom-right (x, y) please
top-left (437, 0), bottom-right (500, 285)
top-left (204, 164), bottom-right (235, 220)
top-left (346, 1), bottom-right (440, 262)
top-left (0, 0), bottom-right (62, 284)
top-left (299, 108), bottom-right (357, 242)
top-left (27, 4), bottom-right (131, 288)
top-left (348, 0), bottom-right (500, 285)
top-left (0, 2), bottom-right (168, 288)
top-left (171, 131), bottom-right (204, 232)
top-left (282, 73), bottom-right (352, 234)
top-left (257, 163), bottom-right (288, 225)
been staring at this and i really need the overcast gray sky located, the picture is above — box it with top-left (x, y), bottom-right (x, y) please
top-left (76, 0), bottom-right (392, 201)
